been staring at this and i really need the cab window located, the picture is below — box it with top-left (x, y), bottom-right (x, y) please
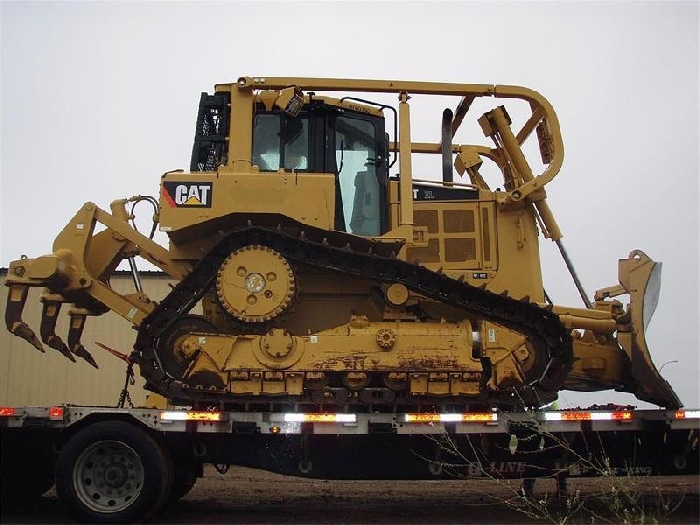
top-left (335, 115), bottom-right (381, 236)
top-left (252, 113), bottom-right (309, 172)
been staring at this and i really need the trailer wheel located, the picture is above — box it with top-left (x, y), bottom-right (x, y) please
top-left (167, 448), bottom-right (202, 503)
top-left (56, 421), bottom-right (172, 523)
top-left (170, 462), bottom-right (198, 502)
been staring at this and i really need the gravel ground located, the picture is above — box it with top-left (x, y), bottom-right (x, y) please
top-left (3, 466), bottom-right (698, 524)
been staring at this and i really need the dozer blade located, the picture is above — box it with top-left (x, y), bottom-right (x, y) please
top-left (620, 250), bottom-right (681, 409)
top-left (68, 311), bottom-right (99, 369)
top-left (5, 284), bottom-right (44, 353)
top-left (40, 297), bottom-right (76, 362)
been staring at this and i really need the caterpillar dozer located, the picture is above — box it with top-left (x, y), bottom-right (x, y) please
top-left (4, 77), bottom-right (681, 410)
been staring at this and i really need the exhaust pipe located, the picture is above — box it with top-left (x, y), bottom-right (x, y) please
top-left (441, 108), bottom-right (453, 184)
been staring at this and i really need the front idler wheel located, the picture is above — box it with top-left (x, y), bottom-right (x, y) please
top-left (156, 315), bottom-right (217, 380)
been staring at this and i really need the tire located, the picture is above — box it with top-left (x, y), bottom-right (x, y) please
top-left (170, 463), bottom-right (197, 502)
top-left (1, 465), bottom-right (55, 506)
top-left (1, 428), bottom-right (56, 507)
top-left (55, 420), bottom-right (173, 523)
top-left (168, 445), bottom-right (200, 503)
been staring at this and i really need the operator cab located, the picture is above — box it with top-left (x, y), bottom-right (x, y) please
top-left (190, 92), bottom-right (390, 237)
top-left (250, 98), bottom-right (389, 236)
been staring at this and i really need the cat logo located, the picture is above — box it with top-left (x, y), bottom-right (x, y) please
top-left (162, 182), bottom-right (213, 208)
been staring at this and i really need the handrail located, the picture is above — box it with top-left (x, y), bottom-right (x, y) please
top-left (231, 77), bottom-right (564, 203)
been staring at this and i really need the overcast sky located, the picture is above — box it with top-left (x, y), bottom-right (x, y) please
top-left (1, 0), bottom-right (698, 409)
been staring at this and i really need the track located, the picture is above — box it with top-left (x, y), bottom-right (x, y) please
top-left (133, 218), bottom-right (573, 408)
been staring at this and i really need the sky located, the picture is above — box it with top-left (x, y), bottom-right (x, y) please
top-left (1, 0), bottom-right (698, 409)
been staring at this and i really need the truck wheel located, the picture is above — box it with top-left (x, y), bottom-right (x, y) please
top-left (1, 429), bottom-right (56, 506)
top-left (56, 421), bottom-right (173, 523)
top-left (1, 465), bottom-right (55, 506)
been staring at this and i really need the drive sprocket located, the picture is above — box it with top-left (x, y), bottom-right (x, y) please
top-left (215, 245), bottom-right (296, 323)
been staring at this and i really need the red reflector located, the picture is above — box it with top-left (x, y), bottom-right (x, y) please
top-left (611, 411), bottom-right (633, 421)
top-left (559, 412), bottom-right (592, 421)
top-left (461, 413), bottom-right (498, 422)
top-left (0, 407), bottom-right (15, 417)
top-left (49, 407), bottom-right (65, 420)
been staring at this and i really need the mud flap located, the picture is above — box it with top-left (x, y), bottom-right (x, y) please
top-left (618, 251), bottom-right (681, 409)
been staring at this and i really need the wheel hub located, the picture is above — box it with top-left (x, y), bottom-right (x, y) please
top-left (245, 272), bottom-right (267, 294)
top-left (103, 463), bottom-right (128, 488)
top-left (73, 440), bottom-right (144, 514)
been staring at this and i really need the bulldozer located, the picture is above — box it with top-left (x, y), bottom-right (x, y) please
top-left (3, 76), bottom-right (681, 411)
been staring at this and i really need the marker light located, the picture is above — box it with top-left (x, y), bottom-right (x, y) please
top-left (0, 407), bottom-right (15, 417)
top-left (160, 411), bottom-right (225, 422)
top-left (404, 413), bottom-right (498, 423)
top-left (674, 410), bottom-right (700, 419)
top-left (283, 413), bottom-right (356, 423)
top-left (542, 411), bottom-right (633, 421)
top-left (49, 407), bottom-right (65, 420)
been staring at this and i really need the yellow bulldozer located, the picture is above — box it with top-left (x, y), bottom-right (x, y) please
top-left (3, 77), bottom-right (681, 410)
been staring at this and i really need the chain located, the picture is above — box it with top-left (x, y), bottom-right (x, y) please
top-left (117, 362), bottom-right (136, 409)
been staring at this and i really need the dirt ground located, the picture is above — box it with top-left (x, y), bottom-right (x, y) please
top-left (2, 466), bottom-right (698, 524)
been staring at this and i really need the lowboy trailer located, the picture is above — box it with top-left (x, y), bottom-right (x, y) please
top-left (1, 404), bottom-right (698, 523)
